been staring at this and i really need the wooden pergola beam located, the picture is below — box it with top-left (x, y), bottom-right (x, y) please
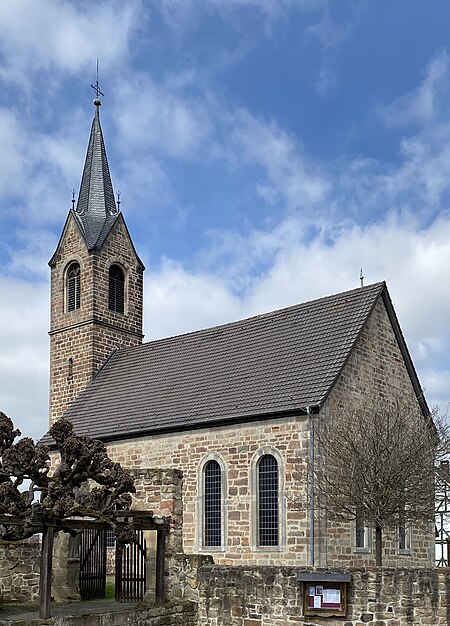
top-left (0, 510), bottom-right (171, 619)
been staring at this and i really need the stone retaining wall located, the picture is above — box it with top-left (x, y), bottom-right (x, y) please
top-left (0, 541), bottom-right (41, 602)
top-left (198, 566), bottom-right (450, 625)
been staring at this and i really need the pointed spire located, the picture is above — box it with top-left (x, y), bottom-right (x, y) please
top-left (73, 98), bottom-right (119, 250)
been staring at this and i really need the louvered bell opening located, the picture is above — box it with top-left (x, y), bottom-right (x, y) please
top-left (204, 460), bottom-right (222, 547)
top-left (67, 264), bottom-right (80, 311)
top-left (258, 454), bottom-right (279, 547)
top-left (109, 265), bottom-right (125, 314)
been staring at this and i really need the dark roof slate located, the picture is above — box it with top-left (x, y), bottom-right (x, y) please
top-left (49, 105), bottom-right (145, 269)
top-left (44, 282), bottom-right (396, 443)
top-left (74, 105), bottom-right (118, 250)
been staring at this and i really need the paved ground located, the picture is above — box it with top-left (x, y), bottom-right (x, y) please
top-left (0, 598), bottom-right (139, 623)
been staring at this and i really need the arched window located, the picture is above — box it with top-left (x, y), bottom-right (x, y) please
top-left (109, 265), bottom-right (125, 313)
top-left (203, 460), bottom-right (222, 547)
top-left (67, 262), bottom-right (80, 311)
top-left (258, 454), bottom-right (279, 547)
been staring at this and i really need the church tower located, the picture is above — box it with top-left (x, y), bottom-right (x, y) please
top-left (48, 97), bottom-right (144, 426)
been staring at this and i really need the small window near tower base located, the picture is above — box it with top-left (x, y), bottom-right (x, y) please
top-left (67, 262), bottom-right (80, 311)
top-left (109, 265), bottom-right (125, 314)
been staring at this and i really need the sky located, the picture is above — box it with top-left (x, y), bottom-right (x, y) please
top-left (0, 0), bottom-right (449, 440)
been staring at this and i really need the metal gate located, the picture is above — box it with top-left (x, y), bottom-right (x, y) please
top-left (115, 530), bottom-right (147, 602)
top-left (79, 528), bottom-right (107, 600)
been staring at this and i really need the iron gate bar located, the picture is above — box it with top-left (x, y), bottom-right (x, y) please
top-left (79, 528), bottom-right (107, 600)
top-left (116, 529), bottom-right (147, 602)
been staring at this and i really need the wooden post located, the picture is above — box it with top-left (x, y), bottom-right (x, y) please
top-left (39, 523), bottom-right (55, 619)
top-left (155, 527), bottom-right (166, 604)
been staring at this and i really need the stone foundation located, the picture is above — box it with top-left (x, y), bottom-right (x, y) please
top-left (0, 600), bottom-right (197, 626)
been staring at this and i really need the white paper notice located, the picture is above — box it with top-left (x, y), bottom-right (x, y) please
top-left (308, 586), bottom-right (315, 596)
top-left (313, 596), bottom-right (321, 608)
top-left (323, 588), bottom-right (340, 604)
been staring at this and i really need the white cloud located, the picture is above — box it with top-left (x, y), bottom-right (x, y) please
top-left (0, 0), bottom-right (141, 86)
top-left (228, 109), bottom-right (329, 211)
top-left (0, 276), bottom-right (49, 440)
top-left (380, 51), bottom-right (450, 128)
top-left (114, 77), bottom-right (212, 160)
top-left (2, 211), bottom-right (449, 442)
top-left (0, 109), bottom-right (29, 199)
top-left (305, 2), bottom-right (363, 95)
top-left (143, 212), bottom-right (450, 416)
top-left (146, 259), bottom-right (244, 340)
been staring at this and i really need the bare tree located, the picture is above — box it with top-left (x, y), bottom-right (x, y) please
top-left (0, 412), bottom-right (135, 542)
top-left (314, 398), bottom-right (443, 566)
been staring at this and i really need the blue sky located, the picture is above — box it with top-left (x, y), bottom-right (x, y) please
top-left (0, 0), bottom-right (449, 439)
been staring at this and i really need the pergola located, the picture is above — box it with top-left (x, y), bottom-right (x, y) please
top-left (0, 510), bottom-right (169, 619)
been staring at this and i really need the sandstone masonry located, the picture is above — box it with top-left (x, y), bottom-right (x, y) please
top-left (49, 213), bottom-right (143, 425)
top-left (105, 297), bottom-right (434, 569)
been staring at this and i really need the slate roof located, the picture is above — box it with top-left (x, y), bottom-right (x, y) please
top-left (42, 281), bottom-right (426, 445)
top-left (49, 103), bottom-right (144, 269)
top-left (73, 103), bottom-right (119, 250)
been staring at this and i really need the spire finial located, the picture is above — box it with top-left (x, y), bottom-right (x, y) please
top-left (91, 59), bottom-right (104, 108)
top-left (359, 267), bottom-right (364, 288)
top-left (117, 190), bottom-right (121, 210)
top-left (71, 189), bottom-right (76, 210)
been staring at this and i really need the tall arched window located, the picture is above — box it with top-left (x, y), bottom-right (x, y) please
top-left (109, 265), bottom-right (125, 313)
top-left (258, 454), bottom-right (279, 547)
top-left (67, 262), bottom-right (80, 311)
top-left (203, 460), bottom-right (222, 547)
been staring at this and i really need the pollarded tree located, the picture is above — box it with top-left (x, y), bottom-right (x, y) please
top-left (0, 412), bottom-right (135, 541)
top-left (314, 398), bottom-right (443, 566)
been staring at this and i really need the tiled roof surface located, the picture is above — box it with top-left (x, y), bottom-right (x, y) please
top-left (47, 283), bottom-right (387, 442)
top-left (74, 106), bottom-right (118, 250)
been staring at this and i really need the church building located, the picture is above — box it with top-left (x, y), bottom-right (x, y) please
top-left (45, 97), bottom-right (435, 569)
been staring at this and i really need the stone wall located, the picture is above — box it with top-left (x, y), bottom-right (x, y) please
top-left (197, 565), bottom-right (450, 626)
top-left (107, 415), bottom-right (311, 566)
top-left (131, 468), bottom-right (184, 556)
top-left (320, 297), bottom-right (435, 568)
top-left (0, 541), bottom-right (41, 602)
top-left (49, 213), bottom-right (143, 425)
top-left (105, 296), bottom-right (434, 570)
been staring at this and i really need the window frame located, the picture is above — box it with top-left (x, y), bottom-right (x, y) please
top-left (197, 454), bottom-right (227, 552)
top-left (398, 504), bottom-right (412, 554)
top-left (353, 510), bottom-right (372, 554)
top-left (65, 261), bottom-right (81, 312)
top-left (257, 454), bottom-right (279, 547)
top-left (250, 447), bottom-right (285, 552)
top-left (108, 263), bottom-right (126, 314)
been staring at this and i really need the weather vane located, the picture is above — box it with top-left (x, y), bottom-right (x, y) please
top-left (90, 59), bottom-right (104, 101)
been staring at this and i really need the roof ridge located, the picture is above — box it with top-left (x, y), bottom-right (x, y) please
top-left (120, 281), bottom-right (386, 354)
top-left (43, 279), bottom-right (421, 443)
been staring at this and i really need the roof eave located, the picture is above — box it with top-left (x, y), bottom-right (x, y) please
top-left (43, 404), bottom-right (321, 449)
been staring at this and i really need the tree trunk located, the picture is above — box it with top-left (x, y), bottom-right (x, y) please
top-left (375, 526), bottom-right (382, 566)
